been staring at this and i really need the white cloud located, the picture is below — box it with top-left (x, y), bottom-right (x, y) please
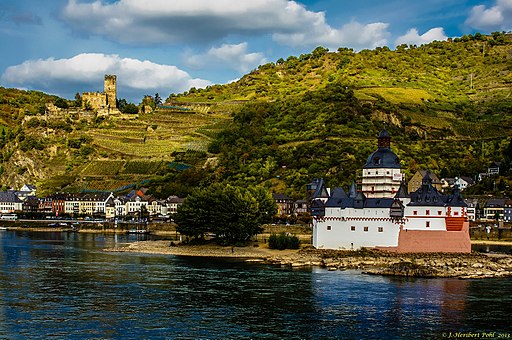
top-left (186, 43), bottom-right (267, 73)
top-left (465, 0), bottom-right (512, 31)
top-left (61, 0), bottom-right (391, 49)
top-left (1, 53), bottom-right (210, 100)
top-left (395, 27), bottom-right (448, 46)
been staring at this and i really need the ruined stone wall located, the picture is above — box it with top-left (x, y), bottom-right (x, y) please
top-left (104, 74), bottom-right (117, 108)
top-left (82, 92), bottom-right (107, 110)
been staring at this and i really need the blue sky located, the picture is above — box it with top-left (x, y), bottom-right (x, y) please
top-left (0, 0), bottom-right (510, 102)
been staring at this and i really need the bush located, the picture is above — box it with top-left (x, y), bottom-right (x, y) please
top-left (268, 233), bottom-right (300, 250)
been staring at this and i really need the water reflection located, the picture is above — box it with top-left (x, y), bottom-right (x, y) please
top-left (1, 231), bottom-right (512, 338)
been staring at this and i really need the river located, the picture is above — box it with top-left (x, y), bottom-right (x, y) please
top-left (0, 230), bottom-right (511, 339)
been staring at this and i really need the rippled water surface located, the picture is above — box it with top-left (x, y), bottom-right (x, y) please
top-left (1, 231), bottom-right (511, 339)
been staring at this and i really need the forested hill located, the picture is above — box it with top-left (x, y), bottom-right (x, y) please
top-left (0, 33), bottom-right (511, 198)
top-left (171, 33), bottom-right (512, 198)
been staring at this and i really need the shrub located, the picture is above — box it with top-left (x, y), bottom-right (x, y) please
top-left (268, 233), bottom-right (300, 250)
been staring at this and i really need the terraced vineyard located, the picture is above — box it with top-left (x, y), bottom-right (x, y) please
top-left (90, 109), bottom-right (230, 158)
top-left (68, 107), bottom-right (231, 192)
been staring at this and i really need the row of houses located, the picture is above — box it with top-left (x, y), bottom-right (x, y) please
top-left (465, 198), bottom-right (512, 222)
top-left (0, 187), bottom-right (184, 220)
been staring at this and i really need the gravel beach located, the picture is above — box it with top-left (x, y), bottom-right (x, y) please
top-left (105, 240), bottom-right (512, 279)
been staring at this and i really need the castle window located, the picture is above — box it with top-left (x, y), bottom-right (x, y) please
top-left (426, 210), bottom-right (430, 215)
top-left (454, 212), bottom-right (459, 216)
top-left (378, 227), bottom-right (383, 232)
top-left (351, 226), bottom-right (356, 231)
top-left (327, 225), bottom-right (331, 231)
top-left (426, 221), bottom-right (430, 228)
top-left (364, 226), bottom-right (369, 232)
top-left (413, 211), bottom-right (418, 216)
top-left (438, 211), bottom-right (442, 215)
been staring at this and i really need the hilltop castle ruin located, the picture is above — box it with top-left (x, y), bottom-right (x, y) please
top-left (82, 75), bottom-right (118, 114)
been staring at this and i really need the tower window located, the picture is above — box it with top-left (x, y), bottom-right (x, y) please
top-left (364, 226), bottom-right (369, 232)
top-left (327, 225), bottom-right (331, 231)
top-left (351, 226), bottom-right (356, 231)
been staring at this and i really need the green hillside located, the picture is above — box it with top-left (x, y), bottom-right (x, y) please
top-left (0, 32), bottom-right (511, 197)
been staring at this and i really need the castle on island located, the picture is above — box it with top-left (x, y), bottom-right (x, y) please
top-left (82, 74), bottom-right (119, 115)
top-left (310, 130), bottom-right (471, 253)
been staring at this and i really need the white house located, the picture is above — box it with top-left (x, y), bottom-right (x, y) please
top-left (0, 191), bottom-right (24, 213)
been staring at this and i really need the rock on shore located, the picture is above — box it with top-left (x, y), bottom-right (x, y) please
top-left (105, 241), bottom-right (512, 279)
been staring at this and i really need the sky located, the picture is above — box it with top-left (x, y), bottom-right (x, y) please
top-left (0, 0), bottom-right (510, 103)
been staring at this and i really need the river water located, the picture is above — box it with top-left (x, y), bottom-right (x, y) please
top-left (0, 230), bottom-right (511, 339)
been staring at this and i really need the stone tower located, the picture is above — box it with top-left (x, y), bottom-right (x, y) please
top-left (104, 75), bottom-right (117, 109)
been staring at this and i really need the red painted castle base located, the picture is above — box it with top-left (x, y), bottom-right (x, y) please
top-left (376, 222), bottom-right (471, 253)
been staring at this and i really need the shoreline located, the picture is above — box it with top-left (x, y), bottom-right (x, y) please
top-left (104, 240), bottom-right (512, 279)
top-left (4, 226), bottom-right (512, 245)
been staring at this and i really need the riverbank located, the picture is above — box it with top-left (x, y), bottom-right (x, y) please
top-left (105, 240), bottom-right (512, 279)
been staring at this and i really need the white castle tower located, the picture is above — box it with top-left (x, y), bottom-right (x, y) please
top-left (360, 130), bottom-right (403, 198)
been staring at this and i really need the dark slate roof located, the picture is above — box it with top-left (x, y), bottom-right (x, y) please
top-left (324, 187), bottom-right (348, 207)
top-left (395, 181), bottom-right (410, 198)
top-left (364, 198), bottom-right (394, 208)
top-left (408, 171), bottom-right (466, 207)
top-left (311, 178), bottom-right (330, 199)
top-left (363, 147), bottom-right (400, 169)
top-left (445, 186), bottom-right (467, 207)
top-left (348, 181), bottom-right (358, 198)
top-left (484, 198), bottom-right (507, 207)
top-left (325, 196), bottom-right (394, 209)
top-left (0, 191), bottom-right (23, 203)
top-left (379, 129), bottom-right (391, 138)
top-left (272, 193), bottom-right (292, 201)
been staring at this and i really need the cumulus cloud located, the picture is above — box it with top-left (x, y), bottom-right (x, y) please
top-left (395, 27), bottom-right (447, 46)
top-left (273, 20), bottom-right (390, 50)
top-left (465, 0), bottom-right (512, 31)
top-left (1, 53), bottom-right (210, 101)
top-left (61, 0), bottom-right (390, 49)
top-left (185, 43), bottom-right (267, 73)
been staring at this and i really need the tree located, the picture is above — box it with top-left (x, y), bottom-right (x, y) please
top-left (174, 184), bottom-right (276, 244)
top-left (74, 92), bottom-right (82, 107)
top-left (121, 103), bottom-right (139, 114)
top-left (154, 93), bottom-right (162, 106)
top-left (54, 98), bottom-right (68, 109)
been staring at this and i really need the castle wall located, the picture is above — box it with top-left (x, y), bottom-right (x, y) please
top-left (393, 222), bottom-right (471, 253)
top-left (82, 92), bottom-right (107, 110)
top-left (313, 215), bottom-right (401, 250)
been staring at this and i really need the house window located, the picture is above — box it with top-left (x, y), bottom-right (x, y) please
top-left (364, 226), bottom-right (369, 232)
top-left (426, 221), bottom-right (430, 228)
top-left (438, 211), bottom-right (442, 215)
top-left (413, 211), bottom-right (418, 216)
top-left (351, 226), bottom-right (356, 231)
top-left (426, 210), bottom-right (430, 215)
top-left (378, 227), bottom-right (383, 232)
top-left (327, 225), bottom-right (331, 231)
